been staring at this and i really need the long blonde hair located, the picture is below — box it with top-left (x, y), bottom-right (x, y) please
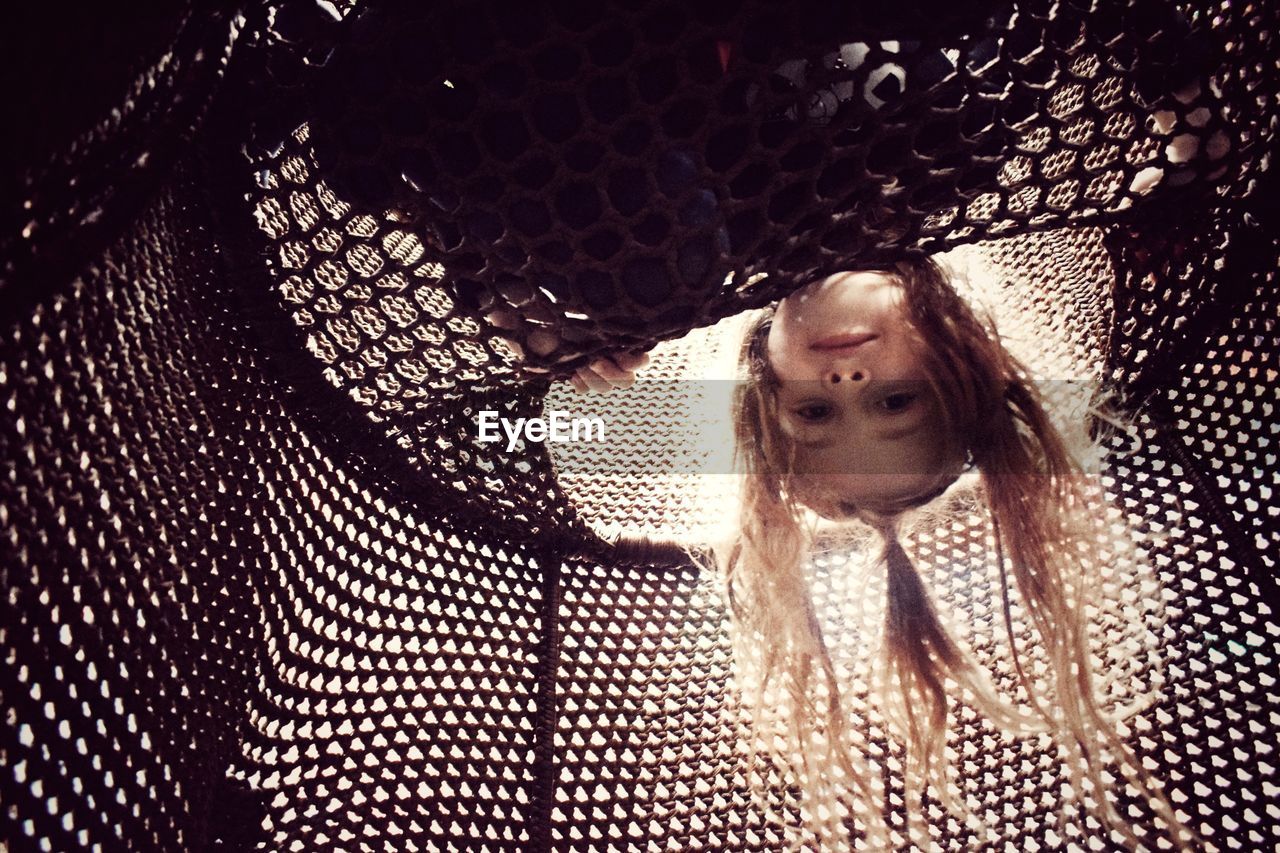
top-left (722, 257), bottom-right (1190, 848)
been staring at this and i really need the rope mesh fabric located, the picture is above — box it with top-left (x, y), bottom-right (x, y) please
top-left (1, 0), bottom-right (1278, 850)
top-left (291, 0), bottom-right (1244, 373)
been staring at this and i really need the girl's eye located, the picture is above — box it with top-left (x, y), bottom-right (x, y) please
top-left (793, 402), bottom-right (833, 423)
top-left (879, 392), bottom-right (917, 413)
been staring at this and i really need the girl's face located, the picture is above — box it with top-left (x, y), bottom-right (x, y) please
top-left (765, 270), bottom-right (954, 513)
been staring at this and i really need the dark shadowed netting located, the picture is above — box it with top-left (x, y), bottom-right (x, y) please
top-left (1, 1), bottom-right (1277, 849)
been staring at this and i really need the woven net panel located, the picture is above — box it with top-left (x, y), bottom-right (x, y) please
top-left (235, 0), bottom-right (1259, 538)
top-left (280, 0), bottom-right (1245, 375)
top-left (549, 557), bottom-right (790, 850)
top-left (1122, 230), bottom-right (1280, 852)
top-left (241, 120), bottom-right (588, 546)
top-left (1, 0), bottom-right (1278, 850)
top-left (0, 188), bottom-right (269, 848)
top-left (0, 166), bottom-right (574, 849)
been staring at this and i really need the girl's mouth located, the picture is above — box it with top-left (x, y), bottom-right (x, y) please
top-left (810, 332), bottom-right (878, 352)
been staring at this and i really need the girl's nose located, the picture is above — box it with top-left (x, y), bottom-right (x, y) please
top-left (827, 368), bottom-right (868, 385)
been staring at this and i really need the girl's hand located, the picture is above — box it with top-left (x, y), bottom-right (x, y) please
top-left (569, 351), bottom-right (650, 394)
top-left (484, 309), bottom-right (650, 388)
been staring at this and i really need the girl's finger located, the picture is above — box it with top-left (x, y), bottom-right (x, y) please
top-left (612, 350), bottom-right (650, 372)
top-left (576, 366), bottom-right (614, 393)
top-left (589, 357), bottom-right (636, 388)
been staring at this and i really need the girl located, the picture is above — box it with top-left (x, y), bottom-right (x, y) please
top-left (722, 256), bottom-right (1190, 848)
top-left (549, 76), bottom-right (1221, 852)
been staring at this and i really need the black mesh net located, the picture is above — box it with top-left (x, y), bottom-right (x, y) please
top-left (2, 0), bottom-right (1277, 850)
